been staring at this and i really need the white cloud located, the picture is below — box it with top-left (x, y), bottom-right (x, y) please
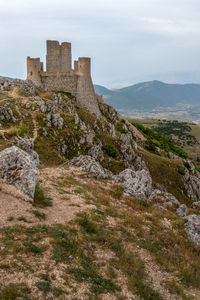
top-left (0, 0), bottom-right (200, 86)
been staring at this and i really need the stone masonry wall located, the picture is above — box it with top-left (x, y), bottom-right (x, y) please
top-left (41, 74), bottom-right (78, 95)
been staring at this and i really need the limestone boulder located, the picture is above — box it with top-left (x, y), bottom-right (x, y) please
top-left (115, 168), bottom-right (152, 200)
top-left (69, 155), bottom-right (111, 179)
top-left (0, 146), bottom-right (39, 200)
top-left (15, 137), bottom-right (39, 166)
top-left (185, 214), bottom-right (200, 248)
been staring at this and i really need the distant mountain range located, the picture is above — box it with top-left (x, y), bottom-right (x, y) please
top-left (0, 76), bottom-right (14, 81)
top-left (94, 81), bottom-right (200, 112)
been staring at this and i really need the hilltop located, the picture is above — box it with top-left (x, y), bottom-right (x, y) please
top-left (0, 78), bottom-right (200, 299)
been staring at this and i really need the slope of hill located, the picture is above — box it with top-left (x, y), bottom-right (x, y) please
top-left (94, 81), bottom-right (200, 122)
top-left (131, 119), bottom-right (200, 163)
top-left (0, 78), bottom-right (200, 299)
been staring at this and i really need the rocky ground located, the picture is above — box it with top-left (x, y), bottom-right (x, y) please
top-left (0, 77), bottom-right (200, 299)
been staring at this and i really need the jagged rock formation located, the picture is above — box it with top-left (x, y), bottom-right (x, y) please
top-left (0, 146), bottom-right (39, 199)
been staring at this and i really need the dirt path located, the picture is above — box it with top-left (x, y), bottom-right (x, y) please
top-left (0, 167), bottom-right (95, 228)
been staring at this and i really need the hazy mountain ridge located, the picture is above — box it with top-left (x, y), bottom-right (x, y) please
top-left (94, 81), bottom-right (200, 122)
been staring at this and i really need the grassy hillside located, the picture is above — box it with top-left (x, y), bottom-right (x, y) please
top-left (130, 119), bottom-right (200, 163)
top-left (0, 81), bottom-right (200, 299)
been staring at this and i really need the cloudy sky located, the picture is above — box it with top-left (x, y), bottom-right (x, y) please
top-left (1, 0), bottom-right (200, 87)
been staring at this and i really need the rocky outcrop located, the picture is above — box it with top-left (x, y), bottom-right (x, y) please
top-left (69, 155), bottom-right (111, 179)
top-left (0, 78), bottom-right (36, 96)
top-left (149, 189), bottom-right (180, 209)
top-left (176, 204), bottom-right (188, 218)
top-left (115, 168), bottom-right (152, 200)
top-left (0, 146), bottom-right (39, 200)
top-left (183, 160), bottom-right (200, 202)
top-left (185, 214), bottom-right (200, 249)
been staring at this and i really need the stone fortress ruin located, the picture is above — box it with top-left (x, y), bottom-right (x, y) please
top-left (27, 40), bottom-right (100, 115)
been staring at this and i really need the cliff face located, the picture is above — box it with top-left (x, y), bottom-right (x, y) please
top-left (0, 78), bottom-right (200, 299)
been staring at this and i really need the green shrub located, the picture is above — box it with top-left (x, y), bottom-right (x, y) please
top-left (33, 184), bottom-right (52, 207)
top-left (116, 125), bottom-right (127, 134)
top-left (23, 241), bottom-right (42, 254)
top-left (102, 144), bottom-right (118, 158)
top-left (178, 166), bottom-right (185, 175)
top-left (18, 123), bottom-right (30, 137)
top-left (78, 213), bottom-right (97, 234)
top-left (35, 281), bottom-right (50, 292)
top-left (30, 210), bottom-right (46, 220)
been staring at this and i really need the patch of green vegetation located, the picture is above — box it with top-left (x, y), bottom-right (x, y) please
top-left (102, 144), bottom-right (119, 158)
top-left (34, 134), bottom-right (63, 167)
top-left (70, 264), bottom-right (120, 294)
top-left (102, 157), bottom-right (125, 174)
top-left (33, 184), bottom-right (52, 207)
top-left (0, 283), bottom-right (31, 300)
top-left (23, 241), bottom-right (42, 254)
top-left (116, 125), bottom-right (127, 134)
top-left (132, 122), bottom-right (188, 158)
top-left (77, 213), bottom-right (97, 234)
top-left (178, 166), bottom-right (185, 175)
top-left (35, 281), bottom-right (50, 293)
top-left (17, 216), bottom-right (28, 222)
top-left (141, 150), bottom-right (191, 205)
top-left (154, 120), bottom-right (198, 147)
top-left (135, 282), bottom-right (162, 300)
top-left (165, 280), bottom-right (195, 300)
top-left (18, 123), bottom-right (30, 137)
top-left (30, 210), bottom-right (46, 221)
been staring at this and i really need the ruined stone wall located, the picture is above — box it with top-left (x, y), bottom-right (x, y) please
top-left (41, 74), bottom-right (78, 95)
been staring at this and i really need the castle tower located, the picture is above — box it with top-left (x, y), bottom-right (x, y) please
top-left (60, 42), bottom-right (72, 72)
top-left (27, 57), bottom-right (43, 87)
top-left (46, 40), bottom-right (72, 74)
top-left (46, 40), bottom-right (60, 73)
top-left (77, 57), bottom-right (91, 76)
top-left (76, 57), bottom-right (100, 116)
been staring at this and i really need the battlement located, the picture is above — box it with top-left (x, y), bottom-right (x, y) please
top-left (27, 40), bottom-right (100, 115)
